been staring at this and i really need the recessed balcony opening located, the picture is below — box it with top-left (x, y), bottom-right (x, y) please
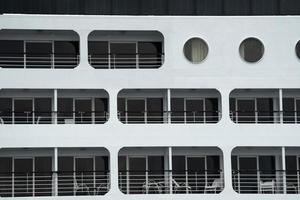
top-left (0, 147), bottom-right (110, 197)
top-left (282, 89), bottom-right (300, 124)
top-left (230, 89), bottom-right (279, 124)
top-left (118, 147), bottom-right (224, 195)
top-left (118, 89), bottom-right (221, 124)
top-left (232, 147), bottom-right (299, 194)
top-left (88, 31), bottom-right (164, 69)
top-left (0, 89), bottom-right (109, 124)
top-left (0, 29), bottom-right (79, 69)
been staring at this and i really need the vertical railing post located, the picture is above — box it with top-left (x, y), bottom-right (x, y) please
top-left (168, 147), bottom-right (173, 194)
top-left (53, 147), bottom-right (58, 196)
top-left (282, 147), bottom-right (287, 194)
top-left (51, 53), bottom-right (55, 69)
top-left (167, 89), bottom-right (171, 124)
top-left (53, 89), bottom-right (57, 124)
top-left (279, 89), bottom-right (283, 124)
top-left (136, 53), bottom-right (139, 69)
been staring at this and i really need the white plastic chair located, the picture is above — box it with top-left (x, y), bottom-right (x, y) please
top-left (172, 179), bottom-right (191, 193)
top-left (74, 178), bottom-right (90, 195)
top-left (259, 180), bottom-right (275, 194)
top-left (204, 178), bottom-right (222, 193)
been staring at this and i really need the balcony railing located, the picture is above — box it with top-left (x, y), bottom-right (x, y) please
top-left (0, 171), bottom-right (110, 197)
top-left (89, 53), bottom-right (164, 69)
top-left (118, 111), bottom-right (221, 124)
top-left (230, 110), bottom-right (300, 124)
top-left (118, 170), bottom-right (224, 194)
top-left (0, 53), bottom-right (79, 69)
top-left (0, 111), bottom-right (109, 124)
top-left (232, 170), bottom-right (300, 194)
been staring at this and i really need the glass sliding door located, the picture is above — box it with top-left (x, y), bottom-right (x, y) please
top-left (35, 98), bottom-right (52, 124)
top-left (57, 98), bottom-right (73, 124)
top-left (88, 41), bottom-right (109, 69)
top-left (95, 156), bottom-right (109, 195)
top-left (126, 99), bottom-right (145, 123)
top-left (283, 98), bottom-right (295, 123)
top-left (14, 99), bottom-right (33, 124)
top-left (75, 99), bottom-right (92, 124)
top-left (75, 158), bottom-right (94, 195)
top-left (0, 157), bottom-right (12, 197)
top-left (237, 99), bottom-right (255, 123)
top-left (146, 98), bottom-right (163, 123)
top-left (25, 42), bottom-right (53, 68)
top-left (148, 156), bottom-right (164, 193)
top-left (285, 156), bottom-right (298, 193)
top-left (34, 157), bottom-right (52, 196)
top-left (95, 98), bottom-right (108, 124)
top-left (186, 99), bottom-right (204, 123)
top-left (58, 157), bottom-right (74, 196)
top-left (14, 158), bottom-right (33, 197)
top-left (257, 98), bottom-right (274, 123)
top-left (128, 157), bottom-right (146, 194)
top-left (0, 98), bottom-right (12, 124)
top-left (171, 98), bottom-right (184, 123)
top-left (110, 43), bottom-right (136, 69)
top-left (187, 157), bottom-right (205, 193)
top-left (138, 42), bottom-right (162, 68)
top-left (238, 157), bottom-right (258, 193)
top-left (296, 99), bottom-right (300, 123)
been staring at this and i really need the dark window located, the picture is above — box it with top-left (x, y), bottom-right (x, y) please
top-left (95, 98), bottom-right (108, 124)
top-left (0, 157), bottom-right (12, 197)
top-left (58, 157), bottom-right (74, 196)
top-left (138, 42), bottom-right (163, 68)
top-left (88, 41), bottom-right (109, 69)
top-left (0, 40), bottom-right (24, 68)
top-left (257, 98), bottom-right (274, 123)
top-left (146, 98), bottom-right (163, 123)
top-left (283, 98), bottom-right (295, 123)
top-left (25, 42), bottom-right (52, 69)
top-left (35, 157), bottom-right (52, 196)
top-left (0, 98), bottom-right (12, 124)
top-left (186, 99), bottom-right (204, 123)
top-left (236, 99), bottom-right (255, 123)
top-left (54, 41), bottom-right (79, 68)
top-left (14, 99), bottom-right (33, 124)
top-left (127, 99), bottom-right (145, 123)
top-left (57, 98), bottom-right (73, 124)
top-left (117, 98), bottom-right (126, 123)
top-left (110, 43), bottom-right (136, 69)
top-left (239, 38), bottom-right (264, 63)
top-left (35, 98), bottom-right (52, 124)
top-left (14, 158), bottom-right (33, 196)
top-left (171, 98), bottom-right (184, 123)
top-left (205, 98), bottom-right (219, 123)
top-left (259, 156), bottom-right (276, 183)
top-left (75, 99), bottom-right (92, 124)
top-left (172, 156), bottom-right (186, 186)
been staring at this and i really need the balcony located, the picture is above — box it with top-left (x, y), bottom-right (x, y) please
top-left (230, 89), bottom-right (300, 124)
top-left (0, 148), bottom-right (110, 197)
top-left (118, 89), bottom-right (221, 124)
top-left (88, 31), bottom-right (164, 69)
top-left (0, 89), bottom-right (109, 124)
top-left (118, 147), bottom-right (224, 194)
top-left (0, 30), bottom-right (79, 69)
top-left (232, 147), bottom-right (300, 194)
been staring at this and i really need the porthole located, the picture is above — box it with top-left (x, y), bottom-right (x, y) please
top-left (184, 37), bottom-right (208, 63)
top-left (239, 37), bottom-right (264, 63)
top-left (295, 40), bottom-right (300, 59)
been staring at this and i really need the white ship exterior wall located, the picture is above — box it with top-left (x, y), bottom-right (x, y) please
top-left (0, 14), bottom-right (299, 199)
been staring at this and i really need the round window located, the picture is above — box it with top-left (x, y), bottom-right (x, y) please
top-left (239, 37), bottom-right (264, 63)
top-left (295, 40), bottom-right (300, 59)
top-left (184, 38), bottom-right (208, 63)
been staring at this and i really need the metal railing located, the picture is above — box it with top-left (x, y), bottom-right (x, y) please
top-left (230, 110), bottom-right (300, 124)
top-left (232, 170), bottom-right (300, 194)
top-left (118, 110), bottom-right (221, 124)
top-left (0, 171), bottom-right (110, 197)
top-left (89, 53), bottom-right (164, 69)
top-left (0, 111), bottom-right (109, 124)
top-left (118, 170), bottom-right (224, 194)
top-left (0, 53), bottom-right (79, 69)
